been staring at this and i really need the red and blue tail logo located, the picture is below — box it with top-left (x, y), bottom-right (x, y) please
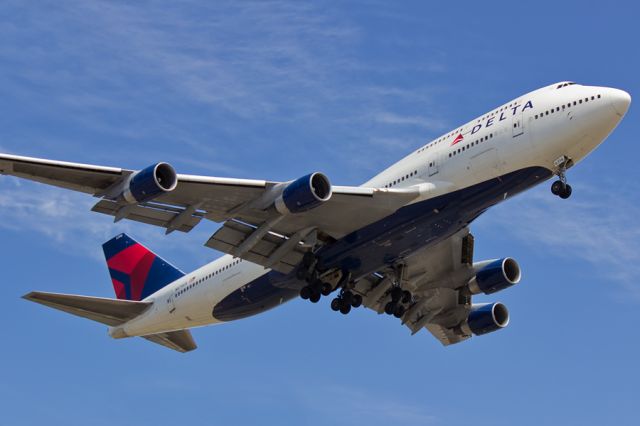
top-left (102, 234), bottom-right (184, 301)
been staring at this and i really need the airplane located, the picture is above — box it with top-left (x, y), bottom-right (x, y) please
top-left (0, 81), bottom-right (630, 352)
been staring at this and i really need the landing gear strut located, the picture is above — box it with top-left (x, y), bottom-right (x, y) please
top-left (330, 289), bottom-right (362, 315)
top-left (383, 263), bottom-right (412, 319)
top-left (384, 286), bottom-right (411, 318)
top-left (297, 257), bottom-right (363, 314)
top-left (551, 157), bottom-right (572, 199)
top-left (298, 252), bottom-right (332, 303)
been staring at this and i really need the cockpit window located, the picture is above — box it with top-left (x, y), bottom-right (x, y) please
top-left (556, 82), bottom-right (576, 89)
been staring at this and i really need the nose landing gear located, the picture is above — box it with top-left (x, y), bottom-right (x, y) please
top-left (551, 156), bottom-right (572, 199)
top-left (551, 180), bottom-right (572, 199)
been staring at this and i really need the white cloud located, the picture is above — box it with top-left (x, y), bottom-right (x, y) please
top-left (375, 112), bottom-right (447, 130)
top-left (0, 178), bottom-right (218, 267)
top-left (479, 182), bottom-right (640, 300)
top-left (299, 383), bottom-right (437, 425)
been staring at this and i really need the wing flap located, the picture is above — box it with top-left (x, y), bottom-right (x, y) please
top-left (352, 229), bottom-right (478, 346)
top-left (424, 324), bottom-right (471, 346)
top-left (142, 329), bottom-right (197, 353)
top-left (92, 200), bottom-right (203, 233)
top-left (23, 291), bottom-right (151, 326)
top-left (205, 220), bottom-right (305, 273)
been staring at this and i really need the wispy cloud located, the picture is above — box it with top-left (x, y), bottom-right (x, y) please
top-left (0, 1), bottom-right (450, 253)
top-left (0, 1), bottom-right (447, 168)
top-left (298, 383), bottom-right (437, 425)
top-left (375, 112), bottom-right (447, 130)
top-left (0, 178), bottom-right (218, 267)
top-left (479, 182), bottom-right (640, 301)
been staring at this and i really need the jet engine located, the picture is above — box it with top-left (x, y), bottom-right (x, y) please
top-left (119, 162), bottom-right (178, 204)
top-left (274, 172), bottom-right (332, 214)
top-left (468, 257), bottom-right (521, 295)
top-left (467, 302), bottom-right (510, 336)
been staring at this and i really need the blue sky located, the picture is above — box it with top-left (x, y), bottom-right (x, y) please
top-left (1, 1), bottom-right (638, 425)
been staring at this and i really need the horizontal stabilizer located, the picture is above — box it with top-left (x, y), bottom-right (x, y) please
top-left (23, 291), bottom-right (151, 326)
top-left (143, 329), bottom-right (197, 353)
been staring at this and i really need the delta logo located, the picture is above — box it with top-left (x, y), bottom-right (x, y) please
top-left (450, 100), bottom-right (534, 146)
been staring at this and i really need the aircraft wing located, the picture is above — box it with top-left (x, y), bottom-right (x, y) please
top-left (0, 153), bottom-right (439, 273)
top-left (350, 228), bottom-right (477, 345)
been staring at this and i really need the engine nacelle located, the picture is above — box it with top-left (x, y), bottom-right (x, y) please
top-left (468, 257), bottom-right (521, 295)
top-left (467, 302), bottom-right (510, 336)
top-left (121, 162), bottom-right (178, 203)
top-left (274, 172), bottom-right (332, 214)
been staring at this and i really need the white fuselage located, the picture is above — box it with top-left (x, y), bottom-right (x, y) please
top-left (111, 82), bottom-right (630, 338)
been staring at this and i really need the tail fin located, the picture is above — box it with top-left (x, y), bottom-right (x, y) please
top-left (102, 233), bottom-right (184, 301)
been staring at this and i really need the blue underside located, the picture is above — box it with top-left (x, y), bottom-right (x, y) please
top-left (212, 166), bottom-right (552, 321)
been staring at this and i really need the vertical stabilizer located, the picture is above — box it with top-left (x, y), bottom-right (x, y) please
top-left (102, 233), bottom-right (184, 301)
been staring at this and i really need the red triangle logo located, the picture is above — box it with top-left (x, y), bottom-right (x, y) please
top-left (451, 133), bottom-right (464, 146)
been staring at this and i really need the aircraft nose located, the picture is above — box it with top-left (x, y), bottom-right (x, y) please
top-left (609, 88), bottom-right (631, 117)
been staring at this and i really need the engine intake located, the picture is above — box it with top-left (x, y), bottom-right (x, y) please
top-left (469, 257), bottom-right (521, 295)
top-left (467, 302), bottom-right (510, 336)
top-left (274, 172), bottom-right (332, 214)
top-left (121, 162), bottom-right (178, 203)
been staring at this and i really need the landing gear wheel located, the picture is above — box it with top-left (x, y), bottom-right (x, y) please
top-left (393, 304), bottom-right (406, 318)
top-left (384, 302), bottom-right (396, 315)
top-left (551, 180), bottom-right (563, 196)
top-left (299, 286), bottom-right (311, 300)
top-left (321, 282), bottom-right (333, 296)
top-left (309, 292), bottom-right (321, 303)
top-left (339, 303), bottom-right (351, 315)
top-left (559, 184), bottom-right (572, 199)
top-left (310, 279), bottom-right (323, 293)
top-left (390, 287), bottom-right (403, 302)
top-left (351, 294), bottom-right (363, 308)
top-left (341, 291), bottom-right (354, 307)
top-left (331, 298), bottom-right (341, 311)
top-left (401, 290), bottom-right (412, 304)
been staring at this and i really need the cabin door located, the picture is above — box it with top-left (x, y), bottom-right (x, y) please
top-left (512, 110), bottom-right (524, 137)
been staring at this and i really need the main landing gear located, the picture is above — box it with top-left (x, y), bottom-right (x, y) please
top-left (551, 157), bottom-right (572, 199)
top-left (384, 286), bottom-right (412, 318)
top-left (298, 252), bottom-right (329, 303)
top-left (297, 253), bottom-right (363, 314)
top-left (330, 289), bottom-right (362, 315)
